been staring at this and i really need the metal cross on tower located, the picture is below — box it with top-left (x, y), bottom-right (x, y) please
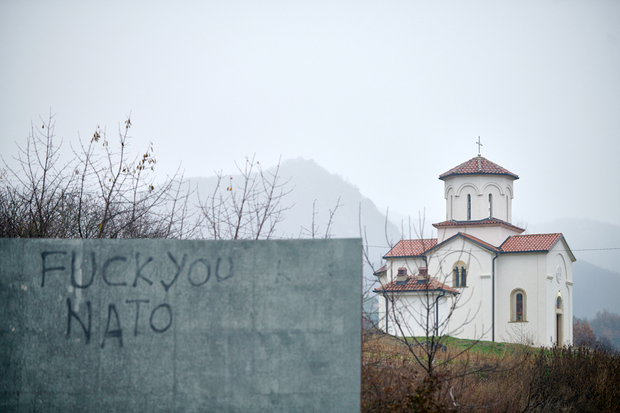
top-left (476, 136), bottom-right (483, 156)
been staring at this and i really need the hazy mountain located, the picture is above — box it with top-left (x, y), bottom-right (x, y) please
top-left (573, 260), bottom-right (620, 319)
top-left (187, 157), bottom-right (402, 274)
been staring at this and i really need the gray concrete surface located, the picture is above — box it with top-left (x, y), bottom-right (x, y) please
top-left (0, 238), bottom-right (361, 412)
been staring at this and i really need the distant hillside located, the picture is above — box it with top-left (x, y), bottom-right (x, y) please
top-left (187, 157), bottom-right (402, 276)
top-left (573, 260), bottom-right (620, 319)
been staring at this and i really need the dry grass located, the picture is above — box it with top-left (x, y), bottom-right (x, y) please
top-left (361, 333), bottom-right (620, 413)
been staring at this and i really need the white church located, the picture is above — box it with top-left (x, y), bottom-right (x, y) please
top-left (374, 155), bottom-right (575, 347)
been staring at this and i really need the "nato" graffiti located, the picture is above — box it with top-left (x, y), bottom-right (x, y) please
top-left (40, 250), bottom-right (234, 348)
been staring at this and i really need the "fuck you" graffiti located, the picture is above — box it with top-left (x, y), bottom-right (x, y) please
top-left (40, 249), bottom-right (234, 348)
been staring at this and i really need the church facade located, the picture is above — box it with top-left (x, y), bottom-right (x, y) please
top-left (374, 156), bottom-right (575, 347)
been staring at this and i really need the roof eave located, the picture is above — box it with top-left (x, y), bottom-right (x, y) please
top-left (499, 250), bottom-right (550, 255)
top-left (556, 236), bottom-right (577, 262)
top-left (432, 219), bottom-right (525, 233)
top-left (374, 287), bottom-right (460, 295)
top-left (439, 172), bottom-right (519, 181)
top-left (382, 254), bottom-right (426, 260)
top-left (425, 232), bottom-right (499, 255)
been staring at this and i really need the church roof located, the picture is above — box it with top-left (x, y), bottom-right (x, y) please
top-left (373, 265), bottom-right (387, 276)
top-left (423, 232), bottom-right (501, 255)
top-left (500, 233), bottom-right (563, 253)
top-left (374, 277), bottom-right (459, 294)
top-left (454, 232), bottom-right (500, 252)
top-left (439, 156), bottom-right (519, 180)
top-left (383, 239), bottom-right (438, 258)
top-left (383, 232), bottom-right (574, 259)
top-left (433, 218), bottom-right (525, 233)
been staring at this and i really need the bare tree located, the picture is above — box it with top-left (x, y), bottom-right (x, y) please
top-left (197, 155), bottom-right (293, 240)
top-left (299, 196), bottom-right (343, 239)
top-left (1, 113), bottom-right (195, 239)
top-left (1, 113), bottom-right (78, 238)
top-left (2, 113), bottom-right (320, 242)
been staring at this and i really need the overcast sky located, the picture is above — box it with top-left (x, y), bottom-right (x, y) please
top-left (2, 1), bottom-right (619, 231)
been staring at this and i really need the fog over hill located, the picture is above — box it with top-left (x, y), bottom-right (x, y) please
top-left (187, 158), bottom-right (402, 280)
top-left (186, 158), bottom-right (619, 318)
top-left (572, 261), bottom-right (620, 319)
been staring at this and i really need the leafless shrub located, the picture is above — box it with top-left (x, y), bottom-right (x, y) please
top-left (196, 155), bottom-right (293, 240)
top-left (1, 113), bottom-right (195, 239)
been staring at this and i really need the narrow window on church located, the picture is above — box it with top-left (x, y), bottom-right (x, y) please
top-left (467, 194), bottom-right (471, 220)
top-left (506, 195), bottom-right (510, 221)
top-left (512, 289), bottom-right (526, 322)
top-left (488, 194), bottom-right (493, 218)
top-left (516, 293), bottom-right (523, 321)
top-left (453, 261), bottom-right (466, 288)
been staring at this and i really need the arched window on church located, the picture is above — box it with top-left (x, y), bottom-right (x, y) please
top-left (467, 194), bottom-right (471, 220)
top-left (511, 289), bottom-right (527, 322)
top-left (555, 293), bottom-right (564, 346)
top-left (452, 261), bottom-right (467, 287)
top-left (488, 194), bottom-right (493, 218)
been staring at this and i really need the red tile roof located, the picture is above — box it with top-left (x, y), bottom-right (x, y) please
top-left (374, 277), bottom-right (459, 294)
top-left (423, 232), bottom-right (501, 254)
top-left (439, 156), bottom-right (519, 180)
top-left (383, 239), bottom-right (438, 258)
top-left (433, 218), bottom-right (525, 233)
top-left (500, 233), bottom-right (563, 252)
top-left (382, 232), bottom-right (571, 261)
top-left (458, 233), bottom-right (501, 252)
top-left (373, 265), bottom-right (387, 276)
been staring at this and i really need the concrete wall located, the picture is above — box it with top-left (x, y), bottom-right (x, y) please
top-left (0, 238), bottom-right (361, 412)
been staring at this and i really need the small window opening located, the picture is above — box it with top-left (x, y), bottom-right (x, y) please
top-left (489, 194), bottom-right (493, 218)
top-left (516, 293), bottom-right (523, 321)
top-left (512, 289), bottom-right (526, 322)
top-left (467, 194), bottom-right (471, 220)
top-left (453, 264), bottom-right (466, 287)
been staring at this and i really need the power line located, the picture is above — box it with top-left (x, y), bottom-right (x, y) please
top-left (365, 245), bottom-right (620, 251)
top-left (572, 248), bottom-right (620, 251)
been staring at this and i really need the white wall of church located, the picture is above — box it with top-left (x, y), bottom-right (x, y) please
top-left (437, 225), bottom-right (523, 246)
top-left (444, 175), bottom-right (514, 222)
top-left (495, 253), bottom-right (547, 346)
top-left (545, 245), bottom-right (574, 346)
top-left (380, 257), bottom-right (426, 285)
top-left (379, 246), bottom-right (573, 347)
top-left (428, 241), bottom-right (494, 341)
top-left (376, 293), bottom-right (453, 337)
